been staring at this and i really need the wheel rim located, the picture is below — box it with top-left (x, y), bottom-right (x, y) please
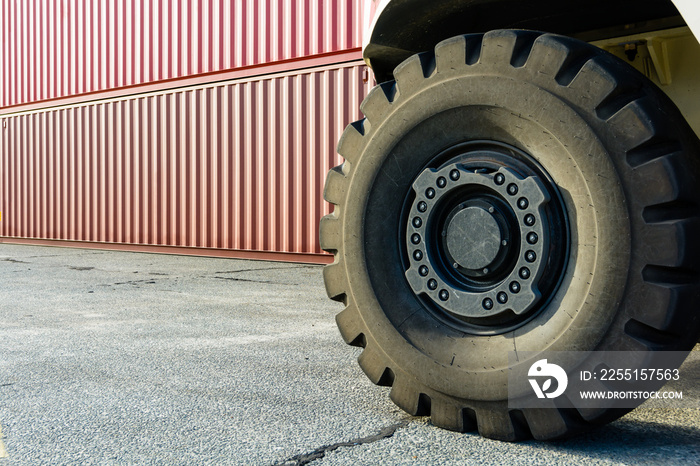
top-left (402, 141), bottom-right (570, 334)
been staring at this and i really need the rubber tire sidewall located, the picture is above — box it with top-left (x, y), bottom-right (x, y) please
top-left (343, 74), bottom-right (631, 401)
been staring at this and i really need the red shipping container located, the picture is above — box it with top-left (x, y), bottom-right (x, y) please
top-left (0, 1), bottom-right (372, 263)
top-left (1, 0), bottom-right (364, 109)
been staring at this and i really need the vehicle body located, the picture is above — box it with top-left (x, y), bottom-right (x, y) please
top-left (363, 0), bottom-right (700, 134)
top-left (363, 1), bottom-right (700, 76)
top-left (321, 0), bottom-right (700, 440)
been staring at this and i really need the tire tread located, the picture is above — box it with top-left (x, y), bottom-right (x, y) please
top-left (320, 29), bottom-right (700, 442)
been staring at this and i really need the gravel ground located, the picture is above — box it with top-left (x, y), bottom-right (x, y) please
top-left (0, 243), bottom-right (698, 465)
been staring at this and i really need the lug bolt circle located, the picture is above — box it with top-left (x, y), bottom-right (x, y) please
top-left (404, 160), bottom-right (562, 319)
top-left (527, 232), bottom-right (538, 244)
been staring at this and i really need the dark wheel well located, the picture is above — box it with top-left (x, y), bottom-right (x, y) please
top-left (365, 0), bottom-right (683, 82)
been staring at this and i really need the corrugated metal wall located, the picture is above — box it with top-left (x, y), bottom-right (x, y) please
top-left (0, 1), bottom-right (372, 262)
top-left (0, 63), bottom-right (371, 259)
top-left (0, 0), bottom-right (364, 109)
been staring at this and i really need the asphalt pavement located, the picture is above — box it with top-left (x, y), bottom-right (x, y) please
top-left (0, 243), bottom-right (698, 465)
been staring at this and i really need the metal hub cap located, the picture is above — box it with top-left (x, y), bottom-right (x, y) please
top-left (405, 164), bottom-right (551, 320)
top-left (445, 206), bottom-right (502, 270)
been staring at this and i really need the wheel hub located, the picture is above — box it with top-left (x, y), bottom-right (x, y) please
top-left (405, 160), bottom-right (555, 321)
top-left (446, 206), bottom-right (502, 271)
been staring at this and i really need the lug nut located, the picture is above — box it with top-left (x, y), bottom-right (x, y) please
top-left (483, 298), bottom-right (494, 310)
top-left (437, 177), bottom-right (447, 188)
top-left (497, 292), bottom-right (508, 304)
top-left (524, 214), bottom-right (536, 226)
top-left (494, 173), bottom-right (505, 185)
top-left (413, 250), bottom-right (423, 261)
top-left (428, 279), bottom-right (438, 290)
top-left (412, 217), bottom-right (423, 228)
top-left (507, 184), bottom-right (518, 195)
top-left (510, 281), bottom-right (521, 293)
top-left (450, 169), bottom-right (460, 181)
top-left (426, 188), bottom-right (436, 199)
top-left (411, 234), bottom-right (421, 245)
top-left (419, 265), bottom-right (429, 276)
top-left (525, 250), bottom-right (537, 263)
top-left (418, 201), bottom-right (428, 212)
top-left (519, 267), bottom-right (531, 279)
top-left (517, 197), bottom-right (529, 210)
top-left (439, 289), bottom-right (449, 301)
top-left (527, 232), bottom-right (538, 244)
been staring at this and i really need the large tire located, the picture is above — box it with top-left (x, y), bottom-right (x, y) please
top-left (320, 30), bottom-right (700, 440)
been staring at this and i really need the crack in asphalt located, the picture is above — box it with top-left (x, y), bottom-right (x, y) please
top-left (212, 276), bottom-right (297, 286)
top-left (273, 421), bottom-right (409, 466)
top-left (107, 279), bottom-right (158, 286)
top-left (1, 258), bottom-right (28, 263)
